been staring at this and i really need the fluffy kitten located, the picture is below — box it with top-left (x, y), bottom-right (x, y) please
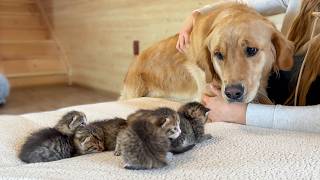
top-left (74, 118), bottom-right (127, 155)
top-left (73, 124), bottom-right (105, 155)
top-left (90, 118), bottom-right (127, 151)
top-left (19, 111), bottom-right (87, 163)
top-left (170, 102), bottom-right (212, 154)
top-left (115, 107), bottom-right (181, 170)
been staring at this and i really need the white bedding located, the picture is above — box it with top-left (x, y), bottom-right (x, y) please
top-left (0, 97), bottom-right (319, 179)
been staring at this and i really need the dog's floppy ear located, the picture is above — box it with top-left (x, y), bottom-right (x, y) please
top-left (191, 13), bottom-right (221, 83)
top-left (196, 46), bottom-right (217, 83)
top-left (271, 31), bottom-right (294, 71)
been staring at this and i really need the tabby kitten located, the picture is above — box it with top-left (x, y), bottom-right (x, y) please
top-left (19, 111), bottom-right (87, 163)
top-left (170, 102), bottom-right (212, 154)
top-left (115, 107), bottom-right (181, 170)
top-left (73, 124), bottom-right (105, 155)
top-left (90, 118), bottom-right (127, 151)
top-left (74, 118), bottom-right (127, 155)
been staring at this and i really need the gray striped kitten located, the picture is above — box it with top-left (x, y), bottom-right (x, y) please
top-left (73, 124), bottom-right (105, 155)
top-left (19, 111), bottom-right (87, 163)
top-left (114, 107), bottom-right (181, 170)
top-left (74, 118), bottom-right (127, 155)
top-left (170, 102), bottom-right (212, 154)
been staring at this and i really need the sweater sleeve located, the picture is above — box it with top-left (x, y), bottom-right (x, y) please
top-left (195, 0), bottom-right (288, 16)
top-left (246, 104), bottom-right (320, 133)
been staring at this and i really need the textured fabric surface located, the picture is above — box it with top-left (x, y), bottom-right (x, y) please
top-left (0, 97), bottom-right (320, 179)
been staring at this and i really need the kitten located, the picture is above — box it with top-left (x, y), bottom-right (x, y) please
top-left (114, 107), bottom-right (181, 170)
top-left (19, 111), bottom-right (87, 163)
top-left (90, 118), bottom-right (127, 151)
top-left (73, 118), bottom-right (127, 155)
top-left (73, 124), bottom-right (105, 155)
top-left (170, 102), bottom-right (212, 154)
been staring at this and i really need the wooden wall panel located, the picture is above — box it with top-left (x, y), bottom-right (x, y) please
top-left (0, 1), bottom-right (40, 16)
top-left (3, 59), bottom-right (65, 75)
top-left (0, 29), bottom-right (50, 41)
top-left (0, 41), bottom-right (60, 59)
top-left (39, 0), bottom-right (215, 93)
top-left (9, 75), bottom-right (67, 88)
top-left (0, 0), bottom-right (68, 87)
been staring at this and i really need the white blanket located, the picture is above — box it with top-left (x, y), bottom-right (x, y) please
top-left (0, 97), bottom-right (319, 179)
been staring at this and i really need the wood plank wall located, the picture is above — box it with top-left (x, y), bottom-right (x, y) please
top-left (39, 0), bottom-right (215, 94)
top-left (0, 0), bottom-right (68, 88)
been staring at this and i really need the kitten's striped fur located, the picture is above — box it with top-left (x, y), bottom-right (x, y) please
top-left (170, 102), bottom-right (212, 154)
top-left (74, 118), bottom-right (127, 155)
top-left (19, 111), bottom-right (87, 163)
top-left (115, 107), bottom-right (181, 170)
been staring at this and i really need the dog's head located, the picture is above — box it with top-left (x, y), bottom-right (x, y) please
top-left (196, 4), bottom-right (294, 103)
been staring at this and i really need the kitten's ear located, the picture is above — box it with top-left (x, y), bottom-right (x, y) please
top-left (79, 112), bottom-right (87, 124)
top-left (161, 118), bottom-right (170, 128)
top-left (271, 31), bottom-right (294, 71)
top-left (69, 115), bottom-right (79, 128)
top-left (81, 137), bottom-right (91, 145)
top-left (73, 115), bottom-right (78, 121)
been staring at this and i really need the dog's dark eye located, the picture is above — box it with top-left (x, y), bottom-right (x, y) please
top-left (214, 51), bottom-right (224, 61)
top-left (246, 47), bottom-right (259, 57)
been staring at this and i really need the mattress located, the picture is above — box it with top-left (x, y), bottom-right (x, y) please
top-left (0, 97), bottom-right (319, 179)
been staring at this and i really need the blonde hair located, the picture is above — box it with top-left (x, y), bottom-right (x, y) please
top-left (286, 0), bottom-right (320, 106)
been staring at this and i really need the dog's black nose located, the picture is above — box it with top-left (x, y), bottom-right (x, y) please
top-left (224, 84), bottom-right (244, 101)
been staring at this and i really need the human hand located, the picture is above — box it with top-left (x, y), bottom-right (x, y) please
top-left (202, 84), bottom-right (247, 124)
top-left (176, 11), bottom-right (200, 53)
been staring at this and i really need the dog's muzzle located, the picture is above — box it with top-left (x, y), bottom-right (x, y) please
top-left (224, 84), bottom-right (244, 102)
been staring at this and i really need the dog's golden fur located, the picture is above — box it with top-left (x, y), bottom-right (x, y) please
top-left (120, 3), bottom-right (294, 103)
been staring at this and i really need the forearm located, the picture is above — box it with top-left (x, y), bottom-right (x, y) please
top-left (246, 104), bottom-right (320, 133)
top-left (195, 0), bottom-right (288, 16)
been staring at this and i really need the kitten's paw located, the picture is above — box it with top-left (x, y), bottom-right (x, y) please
top-left (124, 164), bottom-right (145, 170)
top-left (197, 134), bottom-right (213, 143)
top-left (156, 161), bottom-right (168, 169)
top-left (204, 134), bottom-right (213, 140)
top-left (114, 150), bottom-right (121, 156)
top-left (166, 152), bottom-right (173, 161)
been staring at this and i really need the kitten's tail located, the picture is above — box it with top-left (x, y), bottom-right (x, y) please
top-left (170, 144), bottom-right (195, 154)
top-left (120, 120), bottom-right (170, 170)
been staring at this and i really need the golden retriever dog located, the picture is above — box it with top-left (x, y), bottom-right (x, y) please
top-left (120, 3), bottom-right (294, 103)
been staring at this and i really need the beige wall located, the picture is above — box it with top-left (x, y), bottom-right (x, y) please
top-left (39, 0), bottom-right (214, 93)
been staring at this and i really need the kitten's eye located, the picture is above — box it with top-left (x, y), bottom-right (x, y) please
top-left (245, 47), bottom-right (259, 57)
top-left (214, 51), bottom-right (224, 61)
